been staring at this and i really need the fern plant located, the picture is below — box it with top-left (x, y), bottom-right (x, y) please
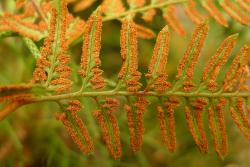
top-left (0, 0), bottom-right (250, 161)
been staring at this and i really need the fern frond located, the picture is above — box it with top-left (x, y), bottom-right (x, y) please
top-left (1, 2), bottom-right (250, 158)
top-left (6, 21), bottom-right (247, 158)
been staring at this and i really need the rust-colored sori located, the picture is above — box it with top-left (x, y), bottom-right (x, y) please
top-left (0, 0), bottom-right (250, 160)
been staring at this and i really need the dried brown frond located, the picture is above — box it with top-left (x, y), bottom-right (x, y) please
top-left (135, 24), bottom-right (156, 39)
top-left (208, 99), bottom-right (228, 158)
top-left (201, 0), bottom-right (228, 27)
top-left (66, 18), bottom-right (85, 46)
top-left (1, 13), bottom-right (46, 40)
top-left (0, 92), bottom-right (32, 121)
top-left (220, 0), bottom-right (249, 25)
top-left (202, 34), bottom-right (238, 90)
top-left (184, 0), bottom-right (205, 24)
top-left (163, 6), bottom-right (186, 36)
top-left (0, 101), bottom-right (26, 121)
top-left (0, 93), bottom-right (33, 104)
top-left (73, 0), bottom-right (96, 12)
top-left (0, 83), bottom-right (33, 93)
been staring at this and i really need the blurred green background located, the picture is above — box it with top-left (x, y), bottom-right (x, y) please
top-left (0, 0), bottom-right (250, 166)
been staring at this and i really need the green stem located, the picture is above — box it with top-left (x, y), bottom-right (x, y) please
top-left (29, 90), bottom-right (250, 103)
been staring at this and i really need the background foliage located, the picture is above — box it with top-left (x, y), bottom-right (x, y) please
top-left (0, 0), bottom-right (250, 166)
